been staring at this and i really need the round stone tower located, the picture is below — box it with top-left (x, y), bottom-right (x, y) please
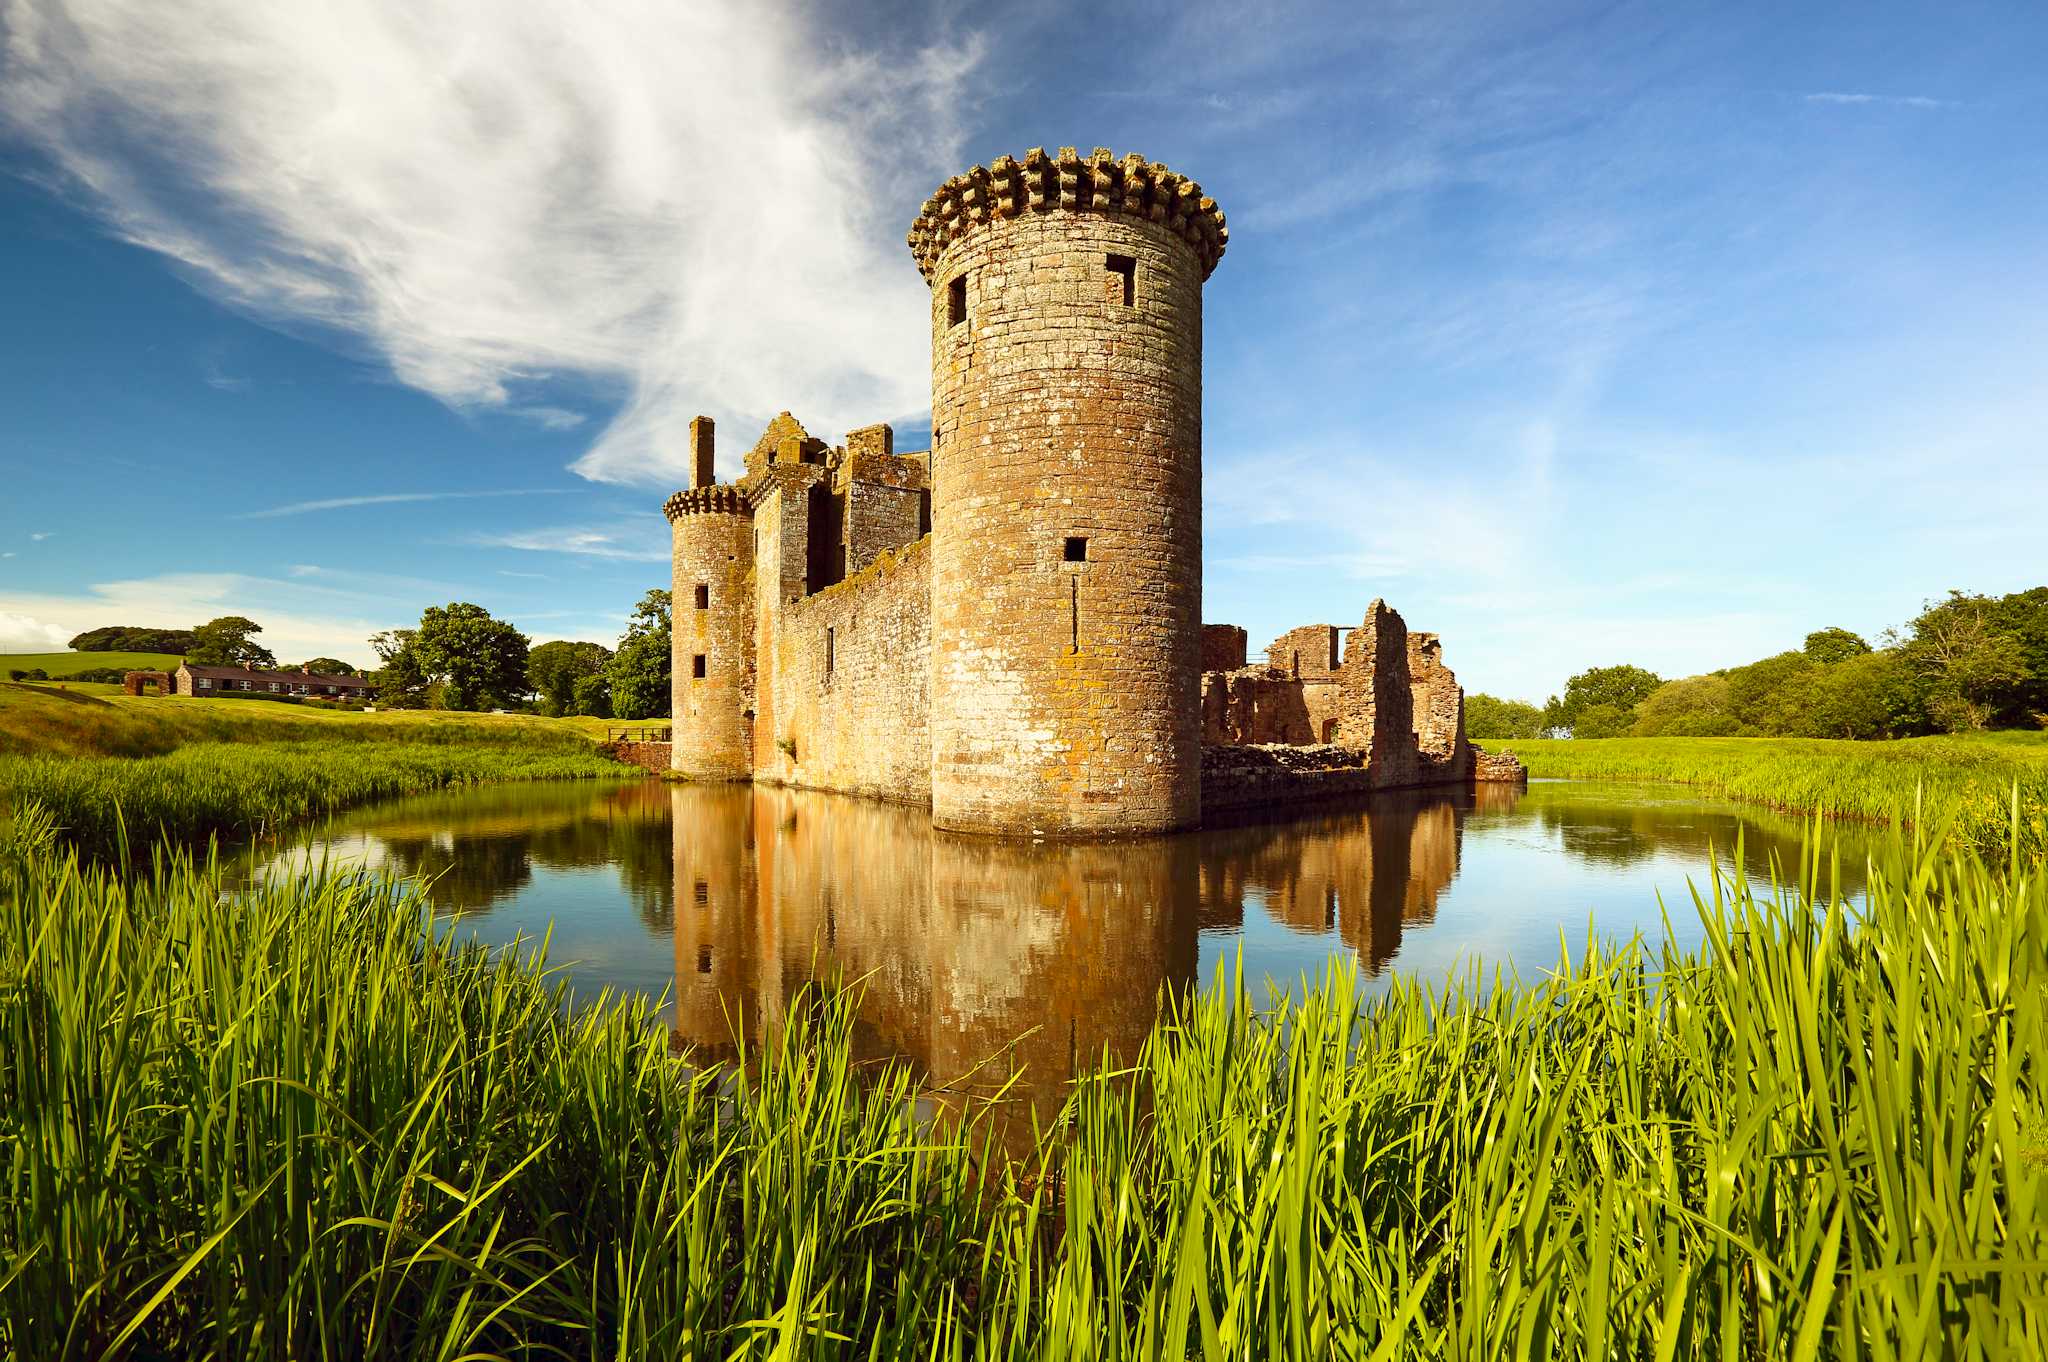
top-left (665, 417), bottom-right (755, 779)
top-left (911, 147), bottom-right (1227, 835)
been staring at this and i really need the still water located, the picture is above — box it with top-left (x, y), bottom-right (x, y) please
top-left (255, 778), bottom-right (1873, 1111)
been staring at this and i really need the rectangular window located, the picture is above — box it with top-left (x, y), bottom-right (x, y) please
top-left (693, 880), bottom-right (709, 907)
top-left (694, 582), bottom-right (709, 610)
top-left (1106, 253), bottom-right (1135, 306)
top-left (1064, 536), bottom-right (1088, 562)
top-left (947, 274), bottom-right (966, 327)
top-left (692, 654), bottom-right (707, 679)
top-left (825, 626), bottom-right (835, 674)
top-left (197, 678), bottom-right (211, 689)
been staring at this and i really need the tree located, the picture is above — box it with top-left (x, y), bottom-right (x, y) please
top-left (1631, 675), bottom-right (1741, 736)
top-left (1464, 693), bottom-right (1545, 740)
top-left (369, 629), bottom-right (429, 709)
top-left (1570, 703), bottom-right (1636, 739)
top-left (299, 657), bottom-right (357, 676)
top-left (1723, 652), bottom-right (1818, 735)
top-left (1802, 627), bottom-right (1872, 665)
top-left (607, 590), bottom-right (672, 721)
top-left (528, 640), bottom-right (614, 717)
top-left (187, 616), bottom-right (276, 668)
top-left (412, 603), bottom-right (531, 712)
top-left (571, 673), bottom-right (613, 719)
top-left (68, 625), bottom-right (197, 654)
top-left (1895, 591), bottom-right (2031, 732)
top-left (1547, 664), bottom-right (1662, 737)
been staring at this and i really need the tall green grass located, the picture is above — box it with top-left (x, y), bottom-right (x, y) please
top-left (1, 739), bottom-right (634, 858)
top-left (1499, 732), bottom-right (2048, 861)
top-left (4, 802), bottom-right (2043, 1357)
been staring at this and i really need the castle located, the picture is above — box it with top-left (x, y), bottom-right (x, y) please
top-left (663, 147), bottom-right (1520, 836)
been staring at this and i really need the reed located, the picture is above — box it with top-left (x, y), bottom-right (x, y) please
top-left (1497, 732), bottom-right (2048, 860)
top-left (4, 801), bottom-right (2042, 1358)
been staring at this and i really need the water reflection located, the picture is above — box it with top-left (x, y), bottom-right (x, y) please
top-left (258, 776), bottom-right (1875, 1124)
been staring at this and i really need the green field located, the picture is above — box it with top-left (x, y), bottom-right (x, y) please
top-left (0, 649), bottom-right (185, 677)
top-left (1490, 731), bottom-right (2048, 861)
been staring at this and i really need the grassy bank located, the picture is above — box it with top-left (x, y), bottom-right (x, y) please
top-left (0, 648), bottom-right (185, 677)
top-left (5, 804), bottom-right (2041, 1358)
top-left (1494, 731), bottom-right (2048, 860)
top-left (0, 684), bottom-right (637, 856)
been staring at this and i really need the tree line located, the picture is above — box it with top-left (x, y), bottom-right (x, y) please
top-left (1469, 587), bottom-right (2048, 740)
top-left (41, 597), bottom-right (675, 721)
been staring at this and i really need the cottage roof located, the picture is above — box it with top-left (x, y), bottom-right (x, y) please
top-left (180, 663), bottom-right (369, 687)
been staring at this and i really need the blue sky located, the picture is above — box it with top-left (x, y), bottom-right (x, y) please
top-left (2, 0), bottom-right (2043, 699)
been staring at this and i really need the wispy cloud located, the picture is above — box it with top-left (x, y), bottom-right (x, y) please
top-left (470, 527), bottom-right (667, 562)
top-left (496, 569), bottom-right (554, 580)
top-left (513, 406), bottom-right (587, 432)
top-left (1804, 91), bottom-right (1956, 109)
top-left (237, 489), bottom-right (570, 519)
top-left (1, 1), bottom-right (986, 485)
top-left (29, 532), bottom-right (53, 542)
top-left (202, 362), bottom-right (251, 392)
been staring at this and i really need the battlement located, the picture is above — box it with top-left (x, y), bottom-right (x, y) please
top-left (663, 484), bottom-right (752, 521)
top-left (907, 147), bottom-right (1228, 283)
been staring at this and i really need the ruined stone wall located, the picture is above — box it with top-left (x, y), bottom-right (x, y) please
top-left (1201, 624), bottom-right (1247, 672)
top-left (1200, 668), bottom-right (1314, 745)
top-left (756, 536), bottom-right (933, 805)
top-left (1407, 631), bottom-right (1471, 783)
top-left (1337, 600), bottom-right (1418, 788)
top-left (843, 447), bottom-right (928, 576)
top-left (598, 740), bottom-right (672, 774)
top-left (924, 150), bottom-right (1215, 836)
top-left (667, 489), bottom-right (755, 779)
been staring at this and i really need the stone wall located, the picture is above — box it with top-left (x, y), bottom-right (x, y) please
top-left (1200, 667), bottom-right (1313, 745)
top-left (598, 740), bottom-right (672, 774)
top-left (755, 536), bottom-right (934, 805)
top-left (924, 150), bottom-right (1212, 836)
top-left (1472, 746), bottom-right (1529, 784)
top-left (1407, 631), bottom-right (1470, 783)
top-left (1338, 600), bottom-right (1418, 788)
top-left (1200, 624), bottom-right (1247, 672)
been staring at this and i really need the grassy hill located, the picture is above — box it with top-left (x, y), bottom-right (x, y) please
top-left (0, 649), bottom-right (185, 677)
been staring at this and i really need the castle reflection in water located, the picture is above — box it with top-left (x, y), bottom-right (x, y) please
top-left (256, 775), bottom-right (1870, 1130)
top-left (669, 783), bottom-right (1521, 1118)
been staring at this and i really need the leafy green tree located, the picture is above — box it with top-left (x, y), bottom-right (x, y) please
top-left (571, 673), bottom-right (613, 720)
top-left (413, 603), bottom-right (531, 712)
top-left (1464, 693), bottom-right (1545, 740)
top-left (298, 657), bottom-right (357, 676)
top-left (1631, 675), bottom-right (1741, 736)
top-left (1569, 703), bottom-right (1636, 739)
top-left (1895, 591), bottom-right (2031, 732)
top-left (1722, 652), bottom-right (1818, 735)
top-left (1547, 664), bottom-right (1662, 736)
top-left (1799, 651), bottom-right (1906, 740)
top-left (528, 640), bottom-right (614, 717)
top-left (368, 630), bottom-right (428, 708)
top-left (1802, 627), bottom-right (1872, 665)
top-left (68, 625), bottom-right (197, 653)
top-left (186, 616), bottom-right (277, 668)
top-left (607, 590), bottom-right (672, 721)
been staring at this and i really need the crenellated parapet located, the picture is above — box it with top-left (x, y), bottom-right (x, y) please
top-left (663, 485), bottom-right (752, 521)
top-left (907, 147), bottom-right (1228, 282)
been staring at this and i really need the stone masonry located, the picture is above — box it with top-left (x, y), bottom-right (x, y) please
top-left (661, 146), bottom-right (1519, 838)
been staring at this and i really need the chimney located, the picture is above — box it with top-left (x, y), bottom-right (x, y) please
top-left (690, 416), bottom-right (716, 489)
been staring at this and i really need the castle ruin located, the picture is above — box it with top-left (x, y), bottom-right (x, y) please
top-left (663, 147), bottom-right (1520, 836)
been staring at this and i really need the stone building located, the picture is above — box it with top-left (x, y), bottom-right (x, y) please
top-left (664, 146), bottom-right (1518, 836)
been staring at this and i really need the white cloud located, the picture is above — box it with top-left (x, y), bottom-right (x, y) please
top-left (470, 527), bottom-right (668, 562)
top-left (513, 406), bottom-right (588, 432)
top-left (29, 532), bottom-right (53, 542)
top-left (238, 489), bottom-right (570, 519)
top-left (2, 1), bottom-right (984, 486)
top-left (0, 612), bottom-right (71, 652)
top-left (1804, 92), bottom-right (1955, 109)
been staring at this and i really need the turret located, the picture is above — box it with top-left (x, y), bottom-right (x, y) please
top-left (665, 416), bottom-right (755, 779)
top-left (910, 147), bottom-right (1227, 834)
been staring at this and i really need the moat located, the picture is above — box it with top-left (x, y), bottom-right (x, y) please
top-left (249, 778), bottom-right (1875, 1116)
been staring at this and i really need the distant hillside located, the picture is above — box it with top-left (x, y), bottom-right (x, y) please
top-left (2, 650), bottom-right (187, 678)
